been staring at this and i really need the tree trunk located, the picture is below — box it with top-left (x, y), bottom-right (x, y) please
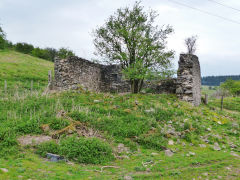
top-left (131, 80), bottom-right (139, 94)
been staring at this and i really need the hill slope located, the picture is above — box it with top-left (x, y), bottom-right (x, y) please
top-left (0, 50), bottom-right (53, 92)
top-left (0, 50), bottom-right (239, 179)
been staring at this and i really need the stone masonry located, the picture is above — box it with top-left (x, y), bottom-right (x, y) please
top-left (53, 56), bottom-right (130, 93)
top-left (176, 54), bottom-right (201, 106)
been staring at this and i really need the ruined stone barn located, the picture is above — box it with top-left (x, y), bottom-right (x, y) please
top-left (53, 56), bottom-right (130, 92)
top-left (52, 54), bottom-right (202, 106)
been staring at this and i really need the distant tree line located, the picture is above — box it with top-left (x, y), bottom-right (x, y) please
top-left (202, 75), bottom-right (240, 86)
top-left (0, 24), bottom-right (75, 61)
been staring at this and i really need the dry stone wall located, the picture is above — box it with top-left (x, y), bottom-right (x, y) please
top-left (53, 56), bottom-right (130, 93)
top-left (176, 54), bottom-right (201, 106)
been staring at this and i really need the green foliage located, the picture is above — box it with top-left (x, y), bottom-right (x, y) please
top-left (93, 1), bottom-right (174, 93)
top-left (221, 79), bottom-right (240, 96)
top-left (36, 141), bottom-right (60, 157)
top-left (36, 136), bottom-right (114, 164)
top-left (57, 47), bottom-right (75, 59)
top-left (15, 42), bottom-right (34, 54)
top-left (0, 26), bottom-right (6, 49)
top-left (59, 136), bottom-right (114, 164)
top-left (31, 47), bottom-right (50, 60)
top-left (49, 118), bottom-right (70, 130)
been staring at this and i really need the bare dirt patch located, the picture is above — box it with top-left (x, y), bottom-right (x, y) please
top-left (18, 135), bottom-right (52, 146)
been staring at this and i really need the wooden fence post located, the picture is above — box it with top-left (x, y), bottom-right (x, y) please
top-left (31, 80), bottom-right (33, 96)
top-left (4, 80), bottom-right (7, 95)
top-left (204, 94), bottom-right (208, 105)
top-left (48, 70), bottom-right (52, 85)
top-left (221, 95), bottom-right (224, 111)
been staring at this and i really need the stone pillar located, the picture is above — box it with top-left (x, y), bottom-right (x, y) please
top-left (176, 54), bottom-right (201, 106)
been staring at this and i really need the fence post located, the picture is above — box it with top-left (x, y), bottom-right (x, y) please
top-left (48, 70), bottom-right (52, 85)
top-left (31, 80), bottom-right (33, 96)
top-left (221, 95), bottom-right (224, 111)
top-left (4, 80), bottom-right (7, 95)
top-left (204, 94), bottom-right (208, 105)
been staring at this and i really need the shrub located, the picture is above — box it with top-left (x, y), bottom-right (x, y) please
top-left (36, 136), bottom-right (114, 164)
top-left (59, 136), bottom-right (114, 164)
top-left (57, 47), bottom-right (75, 59)
top-left (15, 42), bottom-right (34, 54)
top-left (36, 141), bottom-right (60, 157)
top-left (49, 118), bottom-right (70, 130)
top-left (31, 47), bottom-right (50, 60)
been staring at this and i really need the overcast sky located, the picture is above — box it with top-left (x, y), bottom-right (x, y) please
top-left (0, 0), bottom-right (240, 76)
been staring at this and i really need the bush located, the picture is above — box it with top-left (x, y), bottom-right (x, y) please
top-left (31, 47), bottom-right (50, 60)
top-left (57, 47), bottom-right (75, 59)
top-left (59, 136), bottom-right (114, 164)
top-left (36, 141), bottom-right (60, 157)
top-left (15, 42), bottom-right (34, 54)
top-left (36, 136), bottom-right (114, 164)
top-left (0, 26), bottom-right (6, 49)
top-left (49, 118), bottom-right (70, 130)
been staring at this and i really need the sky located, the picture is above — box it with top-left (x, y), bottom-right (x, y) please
top-left (0, 0), bottom-right (240, 76)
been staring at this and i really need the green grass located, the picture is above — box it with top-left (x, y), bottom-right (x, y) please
top-left (0, 49), bottom-right (53, 93)
top-left (0, 51), bottom-right (239, 179)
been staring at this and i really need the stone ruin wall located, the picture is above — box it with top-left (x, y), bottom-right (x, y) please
top-left (176, 54), bottom-right (201, 106)
top-left (52, 54), bottom-right (201, 106)
top-left (53, 56), bottom-right (130, 93)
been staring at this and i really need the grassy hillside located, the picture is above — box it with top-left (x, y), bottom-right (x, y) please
top-left (0, 50), bottom-right (53, 93)
top-left (0, 51), bottom-right (239, 179)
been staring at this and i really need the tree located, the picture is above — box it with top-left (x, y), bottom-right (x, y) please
top-left (0, 26), bottom-right (6, 49)
top-left (15, 42), bottom-right (34, 54)
top-left (57, 47), bottom-right (75, 59)
top-left (45, 47), bottom-right (57, 62)
top-left (185, 35), bottom-right (197, 55)
top-left (93, 1), bottom-right (174, 93)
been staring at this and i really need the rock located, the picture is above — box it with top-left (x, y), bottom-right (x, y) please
top-left (94, 100), bottom-right (100, 103)
top-left (151, 152), bottom-right (158, 156)
top-left (217, 176), bottom-right (222, 179)
top-left (182, 142), bottom-right (186, 146)
top-left (145, 108), bottom-right (155, 113)
top-left (46, 153), bottom-right (64, 162)
top-left (168, 140), bottom-right (174, 145)
top-left (230, 152), bottom-right (240, 158)
top-left (186, 152), bottom-right (195, 156)
top-left (230, 143), bottom-right (237, 149)
top-left (0, 168), bottom-right (8, 173)
top-left (225, 167), bottom-right (231, 171)
top-left (213, 143), bottom-right (221, 151)
top-left (232, 122), bottom-right (239, 129)
top-left (40, 124), bottom-right (50, 132)
top-left (117, 143), bottom-right (129, 153)
top-left (217, 121), bottom-right (222, 125)
top-left (199, 144), bottom-right (206, 148)
top-left (202, 172), bottom-right (208, 176)
top-left (124, 175), bottom-right (133, 180)
top-left (207, 128), bottom-right (211, 131)
top-left (165, 149), bottom-right (174, 157)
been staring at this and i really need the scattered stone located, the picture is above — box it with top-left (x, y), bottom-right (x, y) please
top-left (202, 172), bottom-right (208, 176)
top-left (213, 142), bottom-right (221, 151)
top-left (182, 142), bottom-right (186, 146)
top-left (230, 152), bottom-right (240, 158)
top-left (0, 168), bottom-right (8, 173)
top-left (117, 143), bottom-right (129, 153)
top-left (230, 143), bottom-right (237, 149)
top-left (124, 175), bottom-right (133, 180)
top-left (217, 176), bottom-right (222, 179)
top-left (151, 152), bottom-right (158, 156)
top-left (225, 167), bottom-right (231, 171)
top-left (217, 121), bottom-right (222, 125)
top-left (165, 149), bottom-right (174, 157)
top-left (199, 144), bottom-right (206, 148)
top-left (186, 152), bottom-right (195, 157)
top-left (207, 128), bottom-right (211, 131)
top-left (94, 100), bottom-right (100, 103)
top-left (168, 140), bottom-right (174, 145)
top-left (46, 153), bottom-right (64, 162)
top-left (145, 108), bottom-right (155, 113)
top-left (168, 121), bottom-right (173, 124)
top-left (40, 124), bottom-right (50, 132)
top-left (232, 122), bottom-right (239, 129)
